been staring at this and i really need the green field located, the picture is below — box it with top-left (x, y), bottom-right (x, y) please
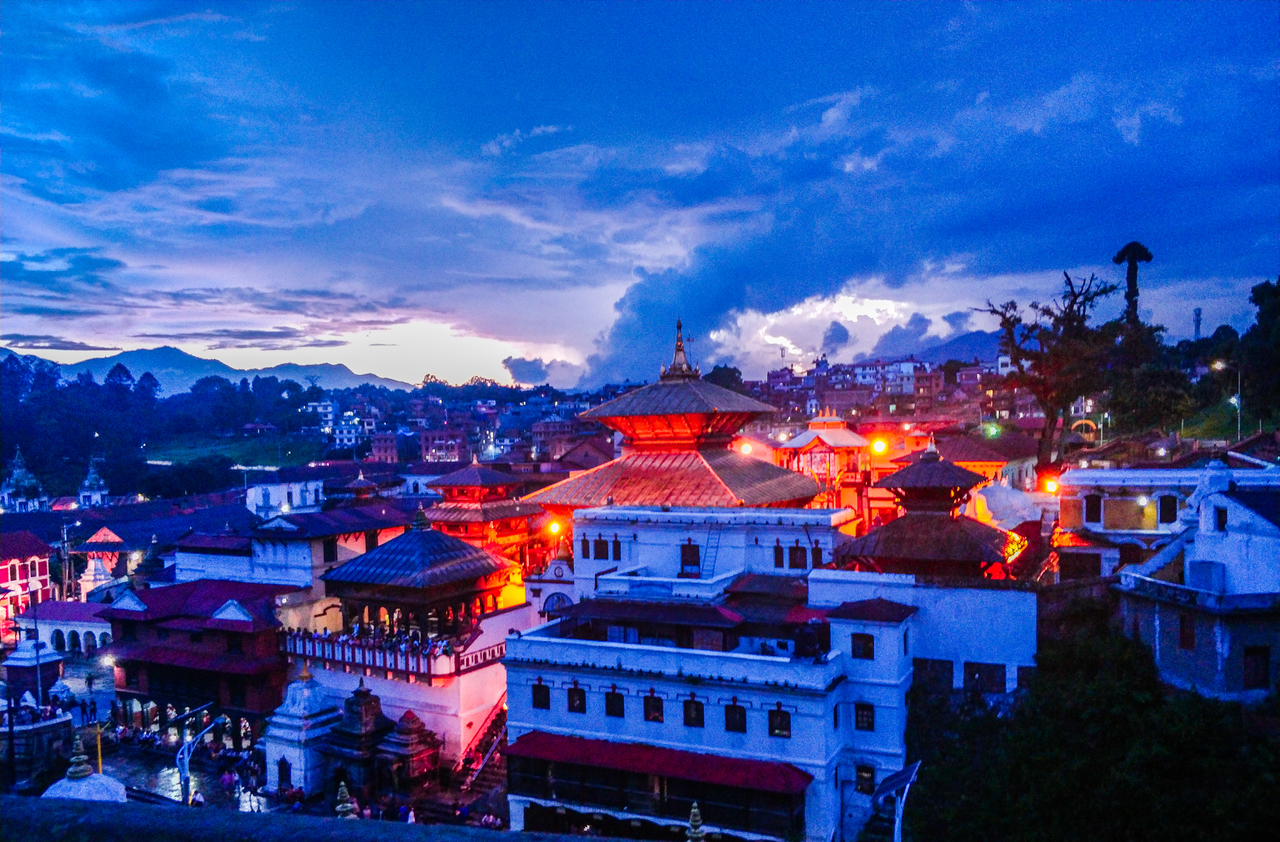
top-left (143, 434), bottom-right (330, 467)
top-left (1179, 401), bottom-right (1272, 442)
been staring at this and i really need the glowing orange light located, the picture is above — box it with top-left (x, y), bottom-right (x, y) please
top-left (871, 440), bottom-right (888, 455)
top-left (740, 443), bottom-right (753, 455)
top-left (1044, 480), bottom-right (1058, 494)
top-left (548, 522), bottom-right (561, 534)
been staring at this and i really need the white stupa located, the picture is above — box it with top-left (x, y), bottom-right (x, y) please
top-left (42, 736), bottom-right (127, 802)
top-left (260, 663), bottom-right (343, 795)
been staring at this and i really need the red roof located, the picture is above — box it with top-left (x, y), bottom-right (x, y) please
top-left (506, 731), bottom-right (813, 794)
top-left (104, 642), bottom-right (283, 675)
top-left (826, 598), bottom-right (917, 623)
top-left (0, 530), bottom-right (53, 562)
top-left (524, 448), bottom-right (817, 510)
top-left (15, 600), bottom-right (109, 624)
top-left (97, 579), bottom-right (298, 632)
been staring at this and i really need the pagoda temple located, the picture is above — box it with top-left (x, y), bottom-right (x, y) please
top-left (833, 440), bottom-right (1027, 579)
top-left (524, 322), bottom-right (818, 529)
top-left (421, 459), bottom-right (548, 572)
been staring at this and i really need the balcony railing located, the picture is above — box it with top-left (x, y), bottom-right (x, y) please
top-left (281, 632), bottom-right (506, 683)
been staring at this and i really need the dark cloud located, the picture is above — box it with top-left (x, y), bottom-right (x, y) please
top-left (1, 5), bottom-right (230, 199)
top-left (942, 311), bottom-right (971, 334)
top-left (1, 249), bottom-right (125, 291)
top-left (821, 321), bottom-right (851, 354)
top-left (132, 327), bottom-right (348, 351)
top-left (502, 356), bottom-right (549, 385)
top-left (865, 314), bottom-right (935, 360)
top-left (1, 334), bottom-right (121, 352)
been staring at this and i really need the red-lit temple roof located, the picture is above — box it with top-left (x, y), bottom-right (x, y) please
top-left (507, 730), bottom-right (813, 794)
top-left (835, 512), bottom-right (1025, 566)
top-left (428, 462), bottom-right (524, 489)
top-left (524, 448), bottom-right (818, 512)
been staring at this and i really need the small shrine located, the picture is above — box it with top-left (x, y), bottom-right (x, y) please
top-left (374, 709), bottom-right (441, 795)
top-left (834, 440), bottom-right (1028, 579)
top-left (775, 409), bottom-right (871, 512)
top-left (317, 679), bottom-right (395, 798)
top-left (78, 459), bottom-right (109, 508)
top-left (261, 664), bottom-right (344, 796)
top-left (41, 736), bottom-right (126, 803)
top-left (0, 447), bottom-right (49, 513)
top-left (2, 639), bottom-right (63, 705)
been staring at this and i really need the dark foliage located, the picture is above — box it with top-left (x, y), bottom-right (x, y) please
top-left (905, 629), bottom-right (1278, 842)
top-left (704, 364), bottom-right (748, 394)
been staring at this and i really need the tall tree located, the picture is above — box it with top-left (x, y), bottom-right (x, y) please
top-left (1239, 278), bottom-right (1279, 422)
top-left (980, 272), bottom-right (1119, 468)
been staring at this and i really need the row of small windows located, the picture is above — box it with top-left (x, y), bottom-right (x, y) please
top-left (531, 683), bottom-right (876, 734)
top-left (583, 536), bottom-right (624, 561)
top-left (1082, 494), bottom-right (1180, 524)
top-left (773, 540), bottom-right (823, 570)
top-left (577, 535), bottom-right (828, 572)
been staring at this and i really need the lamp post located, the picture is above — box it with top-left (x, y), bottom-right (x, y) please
top-left (29, 582), bottom-right (43, 709)
top-left (1212, 360), bottom-right (1242, 444)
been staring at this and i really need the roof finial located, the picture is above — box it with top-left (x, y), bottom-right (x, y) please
top-left (297, 661), bottom-right (314, 682)
top-left (926, 434), bottom-right (938, 454)
top-left (661, 318), bottom-right (699, 381)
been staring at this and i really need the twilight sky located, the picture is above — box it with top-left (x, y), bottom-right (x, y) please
top-left (2, 1), bottom-right (1277, 388)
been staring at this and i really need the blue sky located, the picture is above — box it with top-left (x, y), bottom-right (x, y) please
top-left (3, 1), bottom-right (1277, 388)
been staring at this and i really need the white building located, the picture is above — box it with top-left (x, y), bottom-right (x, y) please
top-left (1117, 462), bottom-right (1279, 701)
top-left (1057, 463), bottom-right (1279, 571)
top-left (333, 413), bottom-right (367, 448)
top-left (245, 471), bottom-right (326, 519)
top-left (174, 507), bottom-right (413, 631)
top-left (304, 400), bottom-right (337, 433)
top-left (504, 505), bottom-right (1038, 842)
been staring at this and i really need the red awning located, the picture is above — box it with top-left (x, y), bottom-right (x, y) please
top-left (506, 731), bottom-right (812, 794)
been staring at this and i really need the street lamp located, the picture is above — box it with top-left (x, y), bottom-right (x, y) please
top-left (1212, 360), bottom-right (1242, 444)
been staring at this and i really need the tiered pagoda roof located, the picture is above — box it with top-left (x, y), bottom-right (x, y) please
top-left (322, 511), bottom-right (515, 592)
top-left (526, 322), bottom-right (819, 512)
top-left (421, 459), bottom-right (542, 523)
top-left (835, 439), bottom-right (1026, 577)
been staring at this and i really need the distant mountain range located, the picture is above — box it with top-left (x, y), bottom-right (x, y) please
top-left (0, 346), bottom-right (415, 394)
top-left (912, 330), bottom-right (1005, 365)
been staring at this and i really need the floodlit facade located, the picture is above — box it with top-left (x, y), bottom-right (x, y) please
top-left (504, 504), bottom-right (1039, 842)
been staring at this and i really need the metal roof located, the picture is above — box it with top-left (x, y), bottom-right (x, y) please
top-left (321, 525), bottom-right (513, 590)
top-left (427, 463), bottom-right (523, 488)
top-left (836, 513), bottom-right (1022, 565)
top-left (423, 500), bottom-right (544, 523)
top-left (581, 378), bottom-right (776, 420)
top-left (876, 450), bottom-right (986, 491)
top-left (523, 448), bottom-right (818, 510)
